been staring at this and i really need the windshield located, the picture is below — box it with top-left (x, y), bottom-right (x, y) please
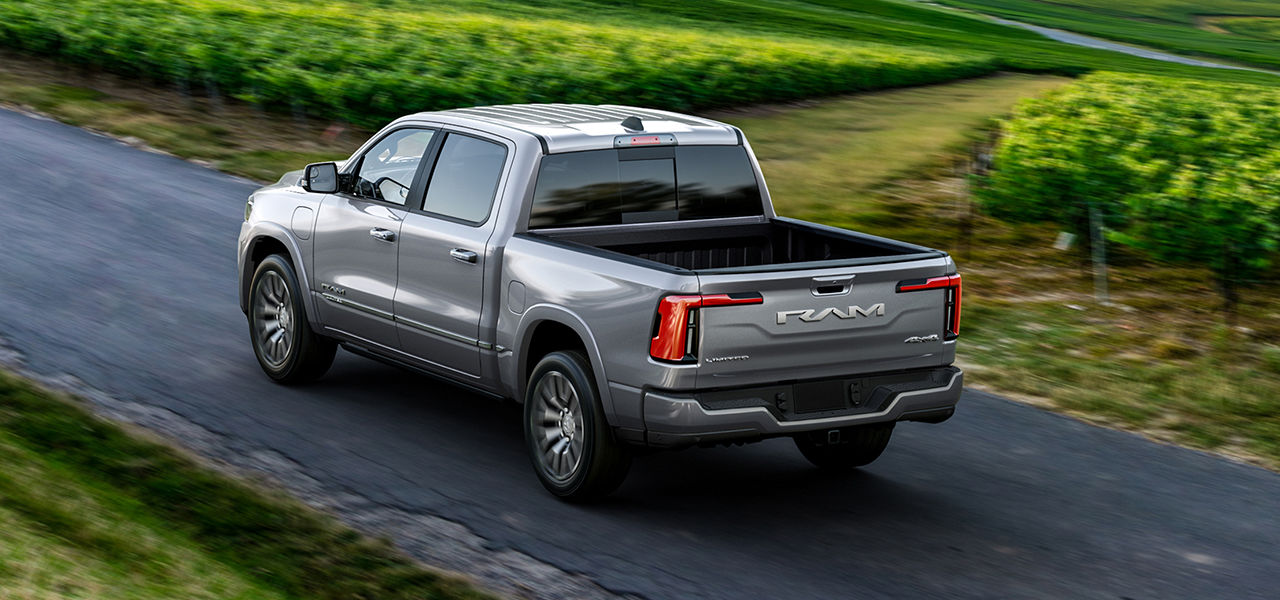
top-left (528, 145), bottom-right (763, 228)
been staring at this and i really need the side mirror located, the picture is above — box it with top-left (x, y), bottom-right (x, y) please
top-left (302, 162), bottom-right (339, 193)
top-left (374, 177), bottom-right (410, 205)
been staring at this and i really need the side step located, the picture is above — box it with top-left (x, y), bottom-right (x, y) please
top-left (339, 343), bottom-right (507, 401)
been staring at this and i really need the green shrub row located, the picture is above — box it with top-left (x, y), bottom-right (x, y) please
top-left (981, 72), bottom-right (1280, 306)
top-left (0, 0), bottom-right (997, 128)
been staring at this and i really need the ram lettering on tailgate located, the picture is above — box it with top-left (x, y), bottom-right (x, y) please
top-left (775, 303), bottom-right (886, 325)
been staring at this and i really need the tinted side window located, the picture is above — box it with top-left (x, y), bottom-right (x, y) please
top-left (530, 150), bottom-right (620, 227)
top-left (353, 128), bottom-right (435, 205)
top-left (529, 145), bottom-right (762, 228)
top-left (422, 134), bottom-right (507, 224)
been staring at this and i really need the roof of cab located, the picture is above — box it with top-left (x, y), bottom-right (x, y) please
top-left (408, 104), bottom-right (741, 154)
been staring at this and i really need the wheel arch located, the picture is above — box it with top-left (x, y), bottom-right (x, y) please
top-left (240, 225), bottom-right (320, 330)
top-left (514, 307), bottom-right (613, 417)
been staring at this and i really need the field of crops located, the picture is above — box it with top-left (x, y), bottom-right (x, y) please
top-left (4, 0), bottom-right (1279, 129)
top-left (0, 0), bottom-right (1003, 128)
top-left (980, 72), bottom-right (1280, 307)
top-left (937, 0), bottom-right (1280, 70)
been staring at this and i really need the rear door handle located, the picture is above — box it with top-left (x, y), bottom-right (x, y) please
top-left (450, 248), bottom-right (478, 264)
top-left (369, 227), bottom-right (396, 243)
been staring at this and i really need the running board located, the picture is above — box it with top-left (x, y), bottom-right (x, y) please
top-left (339, 343), bottom-right (507, 402)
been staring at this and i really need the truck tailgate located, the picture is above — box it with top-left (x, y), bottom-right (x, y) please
top-left (694, 257), bottom-right (956, 389)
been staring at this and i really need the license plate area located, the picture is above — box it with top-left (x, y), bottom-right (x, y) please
top-left (793, 380), bottom-right (848, 414)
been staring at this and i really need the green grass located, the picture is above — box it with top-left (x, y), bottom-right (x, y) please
top-left (2, 0), bottom-right (1279, 134)
top-left (1213, 16), bottom-right (1280, 41)
top-left (0, 371), bottom-right (491, 600)
top-left (933, 0), bottom-right (1280, 22)
top-left (0, 430), bottom-right (291, 600)
top-left (936, 0), bottom-right (1280, 70)
top-left (433, 0), bottom-right (1280, 82)
top-left (0, 61), bottom-right (355, 181)
top-left (530, 0), bottom-right (1279, 81)
top-left (717, 73), bottom-right (1070, 218)
top-left (961, 300), bottom-right (1280, 466)
top-left (0, 0), bottom-right (1000, 129)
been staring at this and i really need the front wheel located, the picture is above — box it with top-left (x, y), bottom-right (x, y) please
top-left (248, 255), bottom-right (336, 384)
top-left (794, 422), bottom-right (895, 470)
top-left (524, 351), bottom-right (631, 501)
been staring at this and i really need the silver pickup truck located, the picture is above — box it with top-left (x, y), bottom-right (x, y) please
top-left (237, 104), bottom-right (963, 500)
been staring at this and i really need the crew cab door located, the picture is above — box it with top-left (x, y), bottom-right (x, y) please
top-left (312, 126), bottom-right (438, 349)
top-left (393, 131), bottom-right (510, 377)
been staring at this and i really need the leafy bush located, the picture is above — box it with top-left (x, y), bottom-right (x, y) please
top-left (980, 72), bottom-right (1280, 309)
top-left (0, 0), bottom-right (996, 128)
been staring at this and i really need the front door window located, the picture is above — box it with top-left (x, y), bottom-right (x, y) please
top-left (353, 128), bottom-right (436, 205)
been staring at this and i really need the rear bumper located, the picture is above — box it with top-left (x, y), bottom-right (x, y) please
top-left (640, 366), bottom-right (962, 448)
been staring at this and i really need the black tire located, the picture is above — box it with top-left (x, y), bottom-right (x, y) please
top-left (794, 422), bottom-right (895, 470)
top-left (524, 351), bottom-right (631, 501)
top-left (248, 254), bottom-right (336, 384)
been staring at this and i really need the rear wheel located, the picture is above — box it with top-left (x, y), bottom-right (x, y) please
top-left (794, 423), bottom-right (894, 470)
top-left (524, 351), bottom-right (630, 501)
top-left (248, 255), bottom-right (336, 384)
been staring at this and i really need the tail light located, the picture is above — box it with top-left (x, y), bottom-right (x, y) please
top-left (650, 293), bottom-right (763, 362)
top-left (896, 274), bottom-right (962, 339)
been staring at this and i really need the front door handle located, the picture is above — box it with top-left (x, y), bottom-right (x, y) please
top-left (369, 227), bottom-right (396, 243)
top-left (450, 248), bottom-right (478, 264)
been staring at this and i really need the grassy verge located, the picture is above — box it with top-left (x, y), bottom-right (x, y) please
top-left (710, 73), bottom-right (1070, 217)
top-left (0, 371), bottom-right (491, 600)
top-left (1210, 16), bottom-right (1280, 41)
top-left (0, 51), bottom-right (353, 181)
top-left (962, 298), bottom-right (1280, 465)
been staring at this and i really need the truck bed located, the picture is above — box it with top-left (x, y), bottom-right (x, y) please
top-left (534, 217), bottom-right (942, 273)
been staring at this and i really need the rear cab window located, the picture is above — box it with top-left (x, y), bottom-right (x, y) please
top-left (529, 145), bottom-right (762, 228)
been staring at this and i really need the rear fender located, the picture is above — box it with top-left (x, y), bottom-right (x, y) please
top-left (511, 305), bottom-right (613, 416)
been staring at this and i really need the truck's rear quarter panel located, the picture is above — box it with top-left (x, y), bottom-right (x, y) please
top-left (497, 234), bottom-right (699, 434)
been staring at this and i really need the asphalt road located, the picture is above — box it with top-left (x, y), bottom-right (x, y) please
top-left (1, 107), bottom-right (1278, 599)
